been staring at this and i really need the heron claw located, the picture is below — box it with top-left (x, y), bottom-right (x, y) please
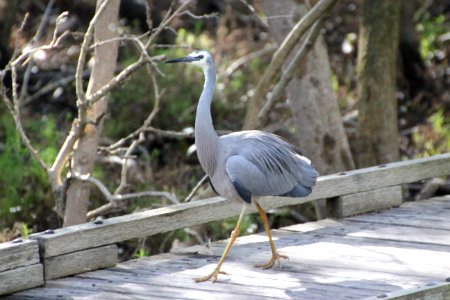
top-left (255, 252), bottom-right (288, 269)
top-left (194, 268), bottom-right (228, 283)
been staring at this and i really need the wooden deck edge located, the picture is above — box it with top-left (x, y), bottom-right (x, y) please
top-left (0, 264), bottom-right (44, 296)
top-left (328, 186), bottom-right (403, 218)
top-left (364, 282), bottom-right (450, 300)
top-left (44, 244), bottom-right (118, 280)
top-left (0, 239), bottom-right (40, 273)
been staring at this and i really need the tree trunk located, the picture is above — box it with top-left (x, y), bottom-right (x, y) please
top-left (356, 0), bottom-right (401, 167)
top-left (260, 0), bottom-right (355, 174)
top-left (260, 0), bottom-right (354, 219)
top-left (64, 0), bottom-right (120, 226)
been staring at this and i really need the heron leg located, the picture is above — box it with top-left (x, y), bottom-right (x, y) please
top-left (254, 201), bottom-right (288, 269)
top-left (194, 204), bottom-right (246, 283)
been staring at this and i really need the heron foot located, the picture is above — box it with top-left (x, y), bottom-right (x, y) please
top-left (194, 268), bottom-right (228, 283)
top-left (255, 252), bottom-right (288, 269)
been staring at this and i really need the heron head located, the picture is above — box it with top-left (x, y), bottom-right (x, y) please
top-left (165, 50), bottom-right (213, 69)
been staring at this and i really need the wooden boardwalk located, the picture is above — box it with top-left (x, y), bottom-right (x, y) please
top-left (8, 196), bottom-right (450, 299)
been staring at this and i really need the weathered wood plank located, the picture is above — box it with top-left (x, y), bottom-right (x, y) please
top-left (0, 239), bottom-right (40, 272)
top-left (44, 244), bottom-right (118, 280)
top-left (0, 264), bottom-right (44, 296)
top-left (108, 254), bottom-right (436, 292)
top-left (29, 153), bottom-right (450, 258)
top-left (328, 186), bottom-right (402, 218)
top-left (198, 233), bottom-right (450, 279)
top-left (364, 282), bottom-right (450, 300)
top-left (347, 213), bottom-right (450, 230)
top-left (283, 217), bottom-right (450, 247)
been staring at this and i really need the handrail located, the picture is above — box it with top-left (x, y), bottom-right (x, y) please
top-left (29, 153), bottom-right (450, 258)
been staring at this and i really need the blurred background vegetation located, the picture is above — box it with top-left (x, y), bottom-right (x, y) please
top-left (0, 0), bottom-right (449, 260)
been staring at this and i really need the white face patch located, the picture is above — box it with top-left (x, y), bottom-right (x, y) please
top-left (187, 50), bottom-right (213, 68)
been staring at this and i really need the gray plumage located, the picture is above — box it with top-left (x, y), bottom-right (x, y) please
top-left (167, 50), bottom-right (318, 205)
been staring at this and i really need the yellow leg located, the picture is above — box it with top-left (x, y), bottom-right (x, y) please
top-left (194, 205), bottom-right (246, 283)
top-left (254, 201), bottom-right (288, 269)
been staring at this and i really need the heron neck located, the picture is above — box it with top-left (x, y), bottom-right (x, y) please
top-left (195, 65), bottom-right (219, 175)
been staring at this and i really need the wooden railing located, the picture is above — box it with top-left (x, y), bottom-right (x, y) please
top-left (1, 152), bottom-right (450, 295)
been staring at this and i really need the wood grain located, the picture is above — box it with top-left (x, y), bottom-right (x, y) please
top-left (44, 244), bottom-right (118, 280)
top-left (329, 186), bottom-right (403, 218)
top-left (0, 239), bottom-right (40, 272)
top-left (0, 264), bottom-right (43, 296)
top-left (29, 154), bottom-right (450, 258)
top-left (364, 282), bottom-right (450, 300)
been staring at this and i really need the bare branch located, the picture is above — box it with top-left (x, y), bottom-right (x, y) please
top-left (23, 69), bottom-right (90, 106)
top-left (258, 17), bottom-right (324, 121)
top-left (184, 175), bottom-right (208, 202)
top-left (86, 54), bottom-right (165, 106)
top-left (238, 0), bottom-right (269, 30)
top-left (144, 0), bottom-right (153, 29)
top-left (223, 44), bottom-right (276, 79)
top-left (9, 58), bottom-right (49, 171)
top-left (75, 0), bottom-right (113, 105)
top-left (145, 0), bottom-right (193, 49)
top-left (70, 172), bottom-right (179, 220)
top-left (113, 73), bottom-right (162, 199)
top-left (177, 10), bottom-right (218, 20)
top-left (243, 0), bottom-right (337, 130)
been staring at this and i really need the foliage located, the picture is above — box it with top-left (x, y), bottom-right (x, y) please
top-left (416, 13), bottom-right (447, 59)
top-left (0, 113), bottom-right (55, 230)
top-left (413, 110), bottom-right (450, 156)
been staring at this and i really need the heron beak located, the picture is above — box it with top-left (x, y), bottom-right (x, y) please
top-left (165, 56), bottom-right (198, 64)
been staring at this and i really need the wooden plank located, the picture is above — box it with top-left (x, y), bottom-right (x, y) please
top-left (286, 219), bottom-right (450, 247)
top-left (0, 239), bottom-right (40, 272)
top-left (347, 213), bottom-right (450, 231)
top-left (44, 244), bottom-right (118, 280)
top-left (0, 264), bottom-right (44, 296)
top-left (13, 276), bottom-right (285, 300)
top-left (29, 153), bottom-right (450, 258)
top-left (364, 282), bottom-right (450, 300)
top-left (328, 186), bottom-right (402, 218)
top-left (74, 266), bottom-right (381, 299)
top-left (200, 232), bottom-right (450, 279)
top-left (109, 253), bottom-right (436, 292)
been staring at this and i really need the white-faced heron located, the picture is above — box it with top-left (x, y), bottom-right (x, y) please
top-left (166, 50), bottom-right (318, 282)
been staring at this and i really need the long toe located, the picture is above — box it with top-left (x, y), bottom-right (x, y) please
top-left (255, 253), bottom-right (288, 269)
top-left (194, 269), bottom-right (228, 283)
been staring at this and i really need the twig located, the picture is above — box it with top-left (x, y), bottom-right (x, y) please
top-left (184, 174), bottom-right (208, 202)
top-left (145, 0), bottom-right (193, 49)
top-left (9, 26), bottom-right (50, 172)
top-left (23, 69), bottom-right (90, 106)
top-left (243, 0), bottom-right (336, 130)
top-left (71, 173), bottom-right (179, 220)
top-left (177, 10), bottom-right (219, 20)
top-left (19, 0), bottom-right (56, 103)
top-left (69, 173), bottom-right (180, 205)
top-left (223, 44), bottom-right (276, 79)
top-left (144, 0), bottom-right (153, 30)
top-left (258, 17), bottom-right (324, 121)
top-left (114, 73), bottom-right (162, 195)
top-left (238, 0), bottom-right (269, 30)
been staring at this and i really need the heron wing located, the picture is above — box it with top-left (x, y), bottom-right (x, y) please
top-left (224, 131), bottom-right (318, 201)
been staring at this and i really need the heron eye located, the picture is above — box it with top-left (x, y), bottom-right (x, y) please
top-left (197, 55), bottom-right (204, 60)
